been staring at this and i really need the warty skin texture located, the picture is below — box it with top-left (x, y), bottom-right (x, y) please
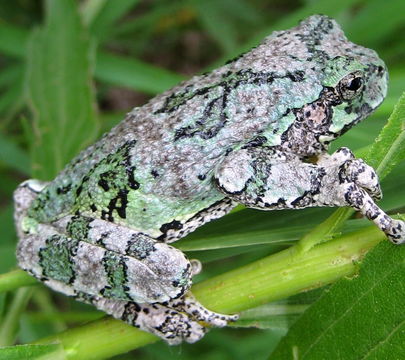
top-left (26, 15), bottom-right (387, 240)
top-left (14, 15), bottom-right (403, 344)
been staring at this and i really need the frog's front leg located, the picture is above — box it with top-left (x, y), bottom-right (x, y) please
top-left (214, 147), bottom-right (405, 244)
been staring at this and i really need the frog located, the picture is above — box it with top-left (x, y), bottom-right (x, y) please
top-left (14, 15), bottom-right (405, 345)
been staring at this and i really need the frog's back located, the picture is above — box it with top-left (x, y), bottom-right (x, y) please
top-left (28, 15), bottom-right (381, 236)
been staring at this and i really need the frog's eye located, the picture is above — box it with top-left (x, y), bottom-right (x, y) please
top-left (338, 71), bottom-right (364, 100)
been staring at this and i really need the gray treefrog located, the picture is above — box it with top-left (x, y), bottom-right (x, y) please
top-left (14, 15), bottom-right (404, 344)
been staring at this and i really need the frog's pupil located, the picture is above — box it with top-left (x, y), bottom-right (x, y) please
top-left (347, 77), bottom-right (362, 91)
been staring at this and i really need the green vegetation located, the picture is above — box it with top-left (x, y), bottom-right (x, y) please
top-left (0, 0), bottom-right (404, 359)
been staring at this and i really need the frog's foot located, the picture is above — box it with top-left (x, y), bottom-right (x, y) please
top-left (320, 147), bottom-right (382, 200)
top-left (342, 184), bottom-right (405, 244)
top-left (87, 293), bottom-right (238, 345)
top-left (342, 159), bottom-right (382, 200)
top-left (328, 150), bottom-right (404, 244)
top-left (166, 293), bottom-right (239, 327)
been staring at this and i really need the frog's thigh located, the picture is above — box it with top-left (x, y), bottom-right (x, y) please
top-left (17, 218), bottom-right (192, 303)
top-left (214, 147), bottom-right (405, 244)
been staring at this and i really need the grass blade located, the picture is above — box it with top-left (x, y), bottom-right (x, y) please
top-left (95, 51), bottom-right (184, 94)
top-left (0, 133), bottom-right (30, 175)
top-left (86, 0), bottom-right (139, 40)
top-left (366, 92), bottom-right (405, 178)
top-left (26, 0), bottom-right (99, 180)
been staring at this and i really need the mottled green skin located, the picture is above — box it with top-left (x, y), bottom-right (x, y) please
top-left (39, 234), bottom-right (78, 283)
top-left (27, 16), bottom-right (387, 241)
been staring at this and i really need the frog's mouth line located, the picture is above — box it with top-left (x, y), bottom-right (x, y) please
top-left (333, 100), bottom-right (378, 140)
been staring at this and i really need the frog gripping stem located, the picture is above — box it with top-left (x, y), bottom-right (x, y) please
top-left (214, 147), bottom-right (405, 244)
top-left (80, 293), bottom-right (238, 345)
top-left (320, 148), bottom-right (405, 244)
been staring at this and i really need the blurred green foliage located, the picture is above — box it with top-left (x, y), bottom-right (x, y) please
top-left (0, 0), bottom-right (404, 359)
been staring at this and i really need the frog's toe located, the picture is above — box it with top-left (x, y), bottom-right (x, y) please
top-left (386, 219), bottom-right (405, 245)
top-left (169, 293), bottom-right (239, 327)
top-left (190, 259), bottom-right (202, 276)
top-left (191, 307), bottom-right (239, 327)
top-left (339, 159), bottom-right (382, 200)
top-left (147, 310), bottom-right (207, 345)
top-left (204, 313), bottom-right (239, 327)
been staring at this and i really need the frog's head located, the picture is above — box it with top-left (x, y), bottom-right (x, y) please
top-left (319, 53), bottom-right (388, 144)
top-left (243, 15), bottom-right (388, 152)
top-left (293, 15), bottom-right (389, 144)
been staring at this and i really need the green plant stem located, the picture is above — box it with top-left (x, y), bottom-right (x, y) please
top-left (35, 224), bottom-right (384, 359)
top-left (0, 269), bottom-right (37, 293)
top-left (192, 225), bottom-right (382, 312)
top-left (36, 317), bottom-right (158, 360)
top-left (0, 287), bottom-right (34, 346)
top-left (32, 288), bottom-right (67, 333)
top-left (297, 207), bottom-right (354, 253)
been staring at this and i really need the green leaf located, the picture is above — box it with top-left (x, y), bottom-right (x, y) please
top-left (366, 92), bottom-right (405, 179)
top-left (0, 68), bottom-right (24, 121)
top-left (0, 21), bottom-right (28, 58)
top-left (0, 133), bottom-right (30, 175)
top-left (80, 0), bottom-right (109, 26)
top-left (111, 2), bottom-right (182, 37)
top-left (269, 241), bottom-right (405, 359)
top-left (26, 0), bottom-right (99, 180)
top-left (0, 270), bottom-right (37, 294)
top-left (0, 205), bottom-right (16, 246)
top-left (86, 0), bottom-right (140, 41)
top-left (95, 51), bottom-right (184, 94)
top-left (345, 0), bottom-right (405, 46)
top-left (0, 21), bottom-right (183, 95)
top-left (192, 0), bottom-right (238, 55)
top-left (0, 64), bottom-right (23, 89)
top-left (0, 344), bottom-right (64, 360)
top-left (177, 219), bottom-right (369, 252)
top-left (378, 161), bottom-right (405, 211)
top-left (0, 245), bottom-right (17, 273)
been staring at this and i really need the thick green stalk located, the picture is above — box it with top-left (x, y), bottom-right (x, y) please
top-left (35, 224), bottom-right (384, 360)
top-left (192, 225), bottom-right (382, 312)
top-left (36, 317), bottom-right (158, 360)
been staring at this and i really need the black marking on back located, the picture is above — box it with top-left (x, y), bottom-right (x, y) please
top-left (121, 302), bottom-right (141, 326)
top-left (159, 220), bottom-right (183, 236)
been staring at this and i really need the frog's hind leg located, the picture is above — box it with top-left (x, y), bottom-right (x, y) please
top-left (214, 146), bottom-right (405, 244)
top-left (77, 292), bottom-right (237, 345)
top-left (16, 210), bottom-right (237, 344)
top-left (14, 179), bottom-right (49, 238)
top-left (70, 216), bottom-right (238, 343)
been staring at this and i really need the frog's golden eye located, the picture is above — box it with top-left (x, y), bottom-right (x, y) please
top-left (338, 71), bottom-right (364, 100)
